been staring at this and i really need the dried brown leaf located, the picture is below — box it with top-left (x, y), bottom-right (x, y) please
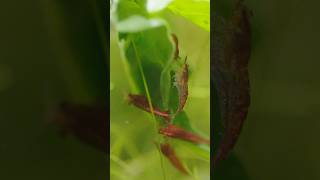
top-left (160, 143), bottom-right (189, 175)
top-left (171, 33), bottom-right (179, 59)
top-left (52, 102), bottom-right (107, 153)
top-left (127, 93), bottom-right (170, 121)
top-left (213, 0), bottom-right (252, 165)
top-left (159, 124), bottom-right (210, 145)
top-left (174, 57), bottom-right (189, 115)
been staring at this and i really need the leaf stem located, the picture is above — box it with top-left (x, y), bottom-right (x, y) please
top-left (132, 40), bottom-right (167, 180)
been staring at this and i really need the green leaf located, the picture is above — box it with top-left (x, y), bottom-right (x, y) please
top-left (115, 0), bottom-right (147, 21)
top-left (126, 28), bottom-right (173, 66)
top-left (160, 60), bottom-right (174, 109)
top-left (120, 26), bottom-right (174, 104)
top-left (175, 140), bottom-right (210, 161)
top-left (172, 111), bottom-right (193, 131)
top-left (168, 0), bottom-right (210, 31)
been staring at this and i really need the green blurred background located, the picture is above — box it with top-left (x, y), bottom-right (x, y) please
top-left (0, 0), bottom-right (107, 179)
top-left (215, 0), bottom-right (320, 179)
top-left (110, 9), bottom-right (210, 180)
